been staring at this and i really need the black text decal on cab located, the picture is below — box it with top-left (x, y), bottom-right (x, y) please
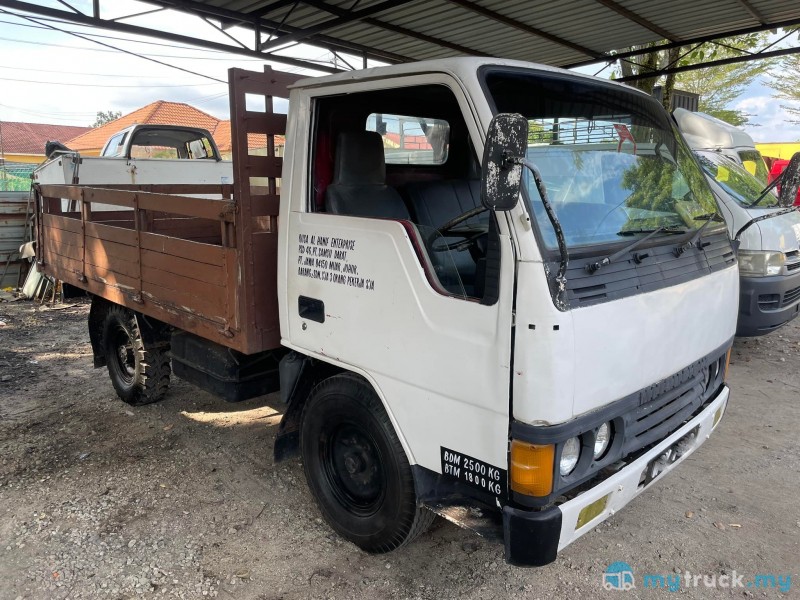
top-left (441, 447), bottom-right (507, 496)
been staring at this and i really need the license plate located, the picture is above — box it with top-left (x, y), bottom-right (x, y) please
top-left (639, 426), bottom-right (699, 488)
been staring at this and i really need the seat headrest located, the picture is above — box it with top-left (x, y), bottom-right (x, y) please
top-left (333, 131), bottom-right (386, 185)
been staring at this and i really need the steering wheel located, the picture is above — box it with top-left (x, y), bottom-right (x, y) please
top-left (427, 205), bottom-right (489, 252)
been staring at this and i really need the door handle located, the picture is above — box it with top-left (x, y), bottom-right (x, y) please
top-left (298, 295), bottom-right (325, 323)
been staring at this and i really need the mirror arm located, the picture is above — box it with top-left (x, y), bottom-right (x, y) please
top-left (511, 156), bottom-right (570, 305)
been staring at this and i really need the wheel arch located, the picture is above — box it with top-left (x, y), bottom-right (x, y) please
top-left (88, 295), bottom-right (112, 367)
top-left (274, 351), bottom-right (416, 469)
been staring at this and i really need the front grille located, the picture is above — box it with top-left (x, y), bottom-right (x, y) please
top-left (758, 286), bottom-right (800, 310)
top-left (621, 353), bottom-right (725, 455)
top-left (786, 261), bottom-right (800, 272)
top-left (783, 285), bottom-right (800, 306)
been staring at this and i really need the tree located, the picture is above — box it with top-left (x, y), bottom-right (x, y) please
top-left (766, 53), bottom-right (800, 124)
top-left (673, 35), bottom-right (773, 126)
top-left (614, 33), bottom-right (774, 125)
top-left (92, 110), bottom-right (122, 128)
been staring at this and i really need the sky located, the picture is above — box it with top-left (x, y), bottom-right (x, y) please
top-left (0, 0), bottom-right (798, 143)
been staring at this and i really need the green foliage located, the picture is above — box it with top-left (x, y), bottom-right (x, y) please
top-left (620, 152), bottom-right (716, 230)
top-left (92, 110), bottom-right (122, 128)
top-left (527, 121), bottom-right (553, 144)
top-left (766, 53), bottom-right (800, 124)
top-left (614, 33), bottom-right (776, 124)
top-left (674, 33), bottom-right (773, 126)
top-left (622, 158), bottom-right (676, 213)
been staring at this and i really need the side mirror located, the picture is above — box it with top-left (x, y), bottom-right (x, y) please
top-left (778, 152), bottom-right (800, 207)
top-left (480, 113), bottom-right (528, 211)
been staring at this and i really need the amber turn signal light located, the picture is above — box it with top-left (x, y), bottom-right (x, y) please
top-left (723, 348), bottom-right (732, 382)
top-left (510, 440), bottom-right (555, 497)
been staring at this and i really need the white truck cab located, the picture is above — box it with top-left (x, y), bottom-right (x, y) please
top-left (275, 58), bottom-right (737, 565)
top-left (36, 58), bottom-right (740, 566)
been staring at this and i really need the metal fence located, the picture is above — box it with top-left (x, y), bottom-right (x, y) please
top-left (0, 161), bottom-right (35, 192)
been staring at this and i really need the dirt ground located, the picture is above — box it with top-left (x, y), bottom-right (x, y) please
top-left (0, 298), bottom-right (798, 600)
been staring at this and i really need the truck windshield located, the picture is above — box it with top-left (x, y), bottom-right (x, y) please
top-left (737, 149), bottom-right (769, 185)
top-left (696, 151), bottom-right (778, 208)
top-left (482, 69), bottom-right (720, 250)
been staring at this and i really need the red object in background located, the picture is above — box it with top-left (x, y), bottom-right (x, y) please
top-left (768, 159), bottom-right (800, 206)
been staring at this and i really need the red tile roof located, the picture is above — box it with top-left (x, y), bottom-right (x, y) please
top-left (0, 122), bottom-right (91, 155)
top-left (67, 101), bottom-right (222, 151)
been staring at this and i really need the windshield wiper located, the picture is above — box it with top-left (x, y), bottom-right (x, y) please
top-left (748, 177), bottom-right (781, 208)
top-left (586, 227), bottom-right (685, 273)
top-left (674, 213), bottom-right (723, 257)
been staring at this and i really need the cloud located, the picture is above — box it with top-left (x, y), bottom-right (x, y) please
top-left (735, 87), bottom-right (800, 142)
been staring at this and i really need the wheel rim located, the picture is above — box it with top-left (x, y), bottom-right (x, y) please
top-left (110, 326), bottom-right (136, 385)
top-left (321, 423), bottom-right (385, 517)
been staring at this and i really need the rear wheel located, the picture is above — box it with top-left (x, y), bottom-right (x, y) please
top-left (300, 374), bottom-right (434, 553)
top-left (102, 305), bottom-right (170, 405)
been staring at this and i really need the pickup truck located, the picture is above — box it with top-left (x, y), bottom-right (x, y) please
top-left (34, 124), bottom-right (232, 188)
top-left (34, 58), bottom-right (739, 566)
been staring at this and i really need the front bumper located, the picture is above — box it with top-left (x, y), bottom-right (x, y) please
top-left (737, 272), bottom-right (800, 336)
top-left (503, 386), bottom-right (729, 567)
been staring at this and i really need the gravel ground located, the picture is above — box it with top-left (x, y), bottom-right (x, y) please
top-left (0, 298), bottom-right (798, 599)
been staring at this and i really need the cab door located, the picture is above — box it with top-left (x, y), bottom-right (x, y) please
top-left (278, 75), bottom-right (516, 491)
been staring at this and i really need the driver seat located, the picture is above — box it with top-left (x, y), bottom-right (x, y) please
top-left (325, 131), bottom-right (411, 220)
top-left (404, 180), bottom-right (486, 295)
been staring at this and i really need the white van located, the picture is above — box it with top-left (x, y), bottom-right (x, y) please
top-left (695, 151), bottom-right (800, 335)
top-left (674, 108), bottom-right (769, 184)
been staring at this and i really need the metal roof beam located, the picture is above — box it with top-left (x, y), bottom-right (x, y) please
top-left (566, 16), bottom-right (800, 69)
top-left (248, 0), bottom-right (305, 19)
top-left (299, 0), bottom-right (487, 57)
top-left (444, 0), bottom-right (603, 59)
top-left (146, 0), bottom-right (412, 63)
top-left (146, 0), bottom-right (414, 62)
top-left (591, 0), bottom-right (678, 41)
top-left (0, 0), bottom-right (341, 72)
top-left (0, 0), bottom-right (416, 69)
top-left (615, 44), bottom-right (800, 81)
top-left (258, 0), bottom-right (415, 52)
top-left (736, 0), bottom-right (766, 25)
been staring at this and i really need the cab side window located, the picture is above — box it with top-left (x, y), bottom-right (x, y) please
top-left (310, 85), bottom-right (499, 304)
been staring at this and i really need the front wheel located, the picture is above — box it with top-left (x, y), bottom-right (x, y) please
top-left (300, 374), bottom-right (434, 553)
top-left (101, 305), bottom-right (170, 406)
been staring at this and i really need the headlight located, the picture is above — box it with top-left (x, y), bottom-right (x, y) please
top-left (560, 437), bottom-right (581, 476)
top-left (594, 422), bottom-right (612, 459)
top-left (738, 250), bottom-right (785, 276)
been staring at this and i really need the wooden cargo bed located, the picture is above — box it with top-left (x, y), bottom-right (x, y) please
top-left (34, 66), bottom-right (303, 355)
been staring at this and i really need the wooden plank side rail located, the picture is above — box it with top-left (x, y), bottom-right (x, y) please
top-left (34, 182), bottom-right (248, 352)
top-left (34, 65), bottom-right (303, 355)
top-left (38, 185), bottom-right (237, 222)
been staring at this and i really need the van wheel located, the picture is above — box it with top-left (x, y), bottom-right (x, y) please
top-left (102, 305), bottom-right (170, 406)
top-left (300, 374), bottom-right (434, 553)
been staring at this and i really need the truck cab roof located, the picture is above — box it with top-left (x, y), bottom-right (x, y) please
top-left (673, 107), bottom-right (756, 151)
top-left (100, 124), bottom-right (221, 161)
top-left (290, 57), bottom-right (651, 97)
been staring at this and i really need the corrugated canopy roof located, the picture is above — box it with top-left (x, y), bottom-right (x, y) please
top-left (2, 0), bottom-right (799, 74)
